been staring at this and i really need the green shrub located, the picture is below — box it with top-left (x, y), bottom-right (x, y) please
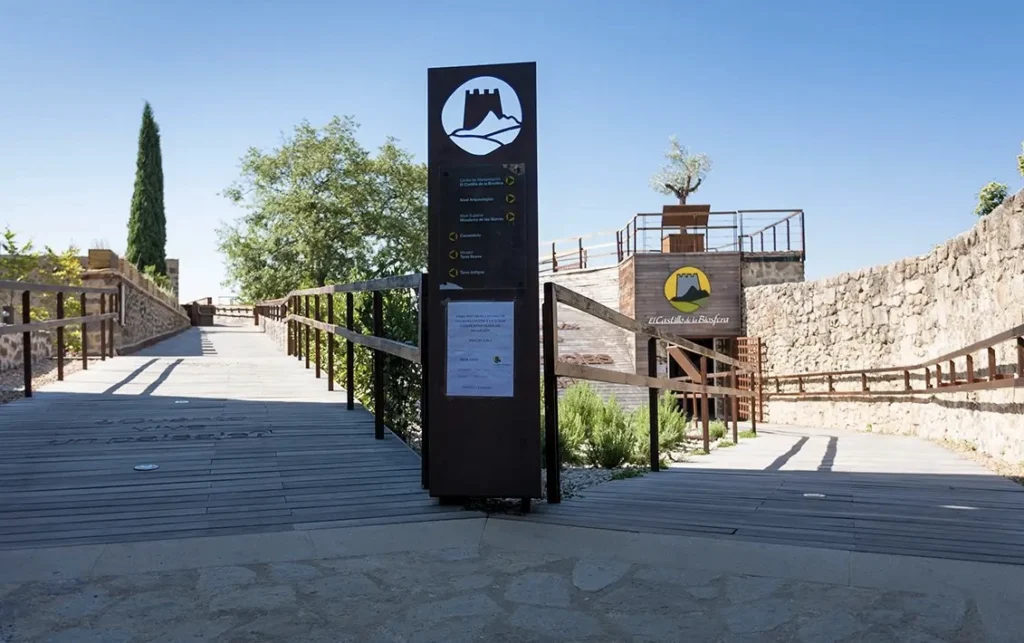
top-left (585, 397), bottom-right (638, 469)
top-left (657, 391), bottom-right (688, 449)
top-left (739, 430), bottom-right (757, 439)
top-left (562, 382), bottom-right (603, 437)
top-left (709, 420), bottom-right (727, 441)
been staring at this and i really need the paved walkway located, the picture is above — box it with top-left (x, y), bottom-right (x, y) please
top-left (525, 425), bottom-right (1024, 565)
top-left (0, 324), bottom-right (472, 550)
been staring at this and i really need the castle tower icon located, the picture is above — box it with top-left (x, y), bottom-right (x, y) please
top-left (463, 88), bottom-right (503, 130)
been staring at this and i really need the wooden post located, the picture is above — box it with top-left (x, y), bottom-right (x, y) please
top-left (80, 293), bottom-right (88, 370)
top-left (648, 337), bottom-right (659, 472)
top-left (936, 363), bottom-right (943, 387)
top-left (988, 347), bottom-right (997, 380)
top-left (749, 365), bottom-right (757, 435)
top-left (99, 294), bottom-right (106, 361)
top-left (419, 273), bottom-right (430, 489)
top-left (372, 290), bottom-right (384, 440)
top-left (542, 282), bottom-right (561, 502)
top-left (56, 292), bottom-right (65, 381)
top-left (314, 295), bottom-right (321, 379)
top-left (295, 296), bottom-right (302, 361)
top-left (108, 293), bottom-right (115, 358)
top-left (578, 238), bottom-right (584, 269)
top-left (798, 376), bottom-right (804, 393)
top-left (730, 368), bottom-right (739, 442)
top-left (827, 374), bottom-right (834, 392)
top-left (700, 356), bottom-right (710, 454)
top-left (551, 242), bottom-right (557, 272)
top-left (903, 370), bottom-right (911, 391)
top-left (304, 295), bottom-right (310, 369)
top-left (21, 290), bottom-right (32, 397)
top-left (925, 368), bottom-right (931, 389)
top-left (346, 293), bottom-right (354, 411)
top-left (966, 355), bottom-right (975, 383)
top-left (1017, 338), bottom-right (1023, 378)
top-left (861, 372), bottom-right (868, 392)
top-left (948, 360), bottom-right (956, 385)
top-left (327, 295), bottom-right (335, 392)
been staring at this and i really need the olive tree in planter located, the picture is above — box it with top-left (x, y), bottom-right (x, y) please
top-left (649, 135), bottom-right (712, 205)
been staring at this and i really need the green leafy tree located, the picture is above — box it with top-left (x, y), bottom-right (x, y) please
top-left (219, 115), bottom-right (427, 437)
top-left (1017, 141), bottom-right (1023, 178)
top-left (650, 135), bottom-right (712, 204)
top-left (974, 181), bottom-right (1008, 217)
top-left (126, 101), bottom-right (167, 275)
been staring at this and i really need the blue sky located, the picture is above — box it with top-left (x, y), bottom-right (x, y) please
top-left (1, 1), bottom-right (1021, 302)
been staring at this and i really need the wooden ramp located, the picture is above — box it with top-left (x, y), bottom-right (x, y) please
top-left (0, 324), bottom-right (470, 550)
top-left (518, 426), bottom-right (1024, 565)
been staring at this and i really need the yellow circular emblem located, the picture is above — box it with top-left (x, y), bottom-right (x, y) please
top-left (663, 267), bottom-right (711, 313)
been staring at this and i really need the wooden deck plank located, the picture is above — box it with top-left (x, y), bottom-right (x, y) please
top-left (0, 325), bottom-right (475, 550)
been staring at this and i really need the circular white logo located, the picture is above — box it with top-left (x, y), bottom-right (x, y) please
top-left (441, 76), bottom-right (522, 156)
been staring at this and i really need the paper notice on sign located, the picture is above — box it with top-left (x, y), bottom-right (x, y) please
top-left (446, 301), bottom-right (515, 397)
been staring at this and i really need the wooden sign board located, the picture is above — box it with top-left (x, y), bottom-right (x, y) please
top-left (426, 62), bottom-right (541, 501)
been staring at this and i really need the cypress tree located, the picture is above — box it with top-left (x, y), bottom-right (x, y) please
top-left (125, 102), bottom-right (167, 274)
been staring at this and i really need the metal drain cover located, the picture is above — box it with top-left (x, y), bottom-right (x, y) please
top-left (803, 493), bottom-right (826, 499)
top-left (134, 464), bottom-right (159, 472)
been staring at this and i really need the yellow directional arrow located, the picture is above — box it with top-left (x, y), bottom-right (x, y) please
top-left (504, 175), bottom-right (515, 186)
top-left (505, 212), bottom-right (516, 222)
top-left (448, 232), bottom-right (458, 241)
top-left (448, 268), bottom-right (459, 278)
top-left (449, 250), bottom-right (458, 260)
top-left (505, 194), bottom-right (516, 204)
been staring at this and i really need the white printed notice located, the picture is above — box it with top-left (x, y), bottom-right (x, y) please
top-left (445, 301), bottom-right (515, 397)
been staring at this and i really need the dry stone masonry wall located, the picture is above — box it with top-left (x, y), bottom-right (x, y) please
top-left (0, 332), bottom-right (52, 372)
top-left (744, 189), bottom-right (1024, 462)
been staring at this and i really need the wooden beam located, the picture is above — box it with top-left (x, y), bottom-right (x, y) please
top-left (0, 313), bottom-right (118, 336)
top-left (289, 314), bottom-right (421, 364)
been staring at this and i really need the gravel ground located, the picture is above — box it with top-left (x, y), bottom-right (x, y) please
top-left (0, 355), bottom-right (97, 405)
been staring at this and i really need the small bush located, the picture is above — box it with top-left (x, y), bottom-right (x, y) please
top-left (562, 382), bottom-right (603, 437)
top-left (585, 397), bottom-right (637, 469)
top-left (739, 430), bottom-right (757, 439)
top-left (611, 467), bottom-right (646, 480)
top-left (718, 440), bottom-right (737, 448)
top-left (709, 421), bottom-right (727, 441)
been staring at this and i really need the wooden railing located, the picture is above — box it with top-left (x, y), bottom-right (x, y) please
top-left (256, 273), bottom-right (429, 487)
top-left (0, 280), bottom-right (121, 397)
top-left (765, 323), bottom-right (1024, 398)
top-left (541, 282), bottom-right (759, 503)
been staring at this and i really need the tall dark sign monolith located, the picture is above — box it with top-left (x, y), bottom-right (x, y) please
top-left (426, 62), bottom-right (540, 504)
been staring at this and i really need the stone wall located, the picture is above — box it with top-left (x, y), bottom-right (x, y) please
top-left (744, 189), bottom-right (1024, 462)
top-left (81, 267), bottom-right (191, 355)
top-left (0, 331), bottom-right (52, 372)
top-left (259, 315), bottom-right (288, 352)
top-left (741, 253), bottom-right (806, 288)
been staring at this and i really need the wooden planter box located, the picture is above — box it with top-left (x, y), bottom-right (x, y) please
top-left (662, 233), bottom-right (705, 253)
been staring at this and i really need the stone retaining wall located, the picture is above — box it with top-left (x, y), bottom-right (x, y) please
top-left (744, 189), bottom-right (1024, 462)
top-left (0, 331), bottom-right (53, 372)
top-left (81, 268), bottom-right (191, 355)
top-left (259, 315), bottom-right (288, 352)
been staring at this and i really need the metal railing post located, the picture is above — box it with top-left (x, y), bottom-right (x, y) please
top-left (542, 282), bottom-right (561, 503)
top-left (109, 292), bottom-right (116, 357)
top-left (100, 294), bottom-right (107, 361)
top-left (346, 293), bottom-right (354, 410)
top-left (373, 290), bottom-right (384, 440)
top-left (647, 337), bottom-right (659, 472)
top-left (700, 356), bottom-right (709, 453)
top-left (80, 293), bottom-right (88, 370)
top-left (314, 295), bottom-right (321, 379)
top-left (327, 295), bottom-right (335, 392)
top-left (304, 295), bottom-right (310, 370)
top-left (56, 292), bottom-right (65, 381)
top-left (730, 367), bottom-right (739, 442)
top-left (22, 290), bottom-right (32, 397)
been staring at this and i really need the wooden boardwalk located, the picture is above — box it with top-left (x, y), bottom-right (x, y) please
top-left (0, 323), bottom-right (471, 550)
top-left (520, 425), bottom-right (1024, 565)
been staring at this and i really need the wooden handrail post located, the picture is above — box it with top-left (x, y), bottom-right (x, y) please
top-left (295, 296), bottom-right (302, 361)
top-left (99, 294), bottom-right (106, 361)
top-left (346, 292), bottom-right (354, 411)
top-left (987, 347), bottom-right (997, 380)
top-left (700, 356), bottom-right (710, 454)
top-left (749, 366), bottom-right (757, 435)
top-left (372, 290), bottom-right (384, 440)
top-left (647, 337), bottom-right (659, 472)
top-left (80, 293), bottom-right (88, 370)
top-left (578, 238), bottom-right (584, 269)
top-left (966, 355), bottom-right (975, 383)
top-left (935, 363), bottom-right (943, 387)
top-left (109, 293), bottom-right (116, 357)
top-left (1017, 338), bottom-right (1023, 378)
top-left (925, 368), bottom-right (931, 389)
top-left (551, 242), bottom-right (557, 272)
top-left (314, 295), bottom-right (321, 379)
top-left (798, 376), bottom-right (804, 393)
top-left (327, 295), bottom-right (335, 392)
top-left (730, 368), bottom-right (739, 442)
top-left (56, 292), bottom-right (65, 381)
top-left (903, 370), bottom-right (911, 391)
top-left (419, 273), bottom-right (430, 489)
top-left (21, 290), bottom-right (32, 397)
top-left (861, 372), bottom-right (868, 392)
top-left (948, 360), bottom-right (956, 385)
top-left (304, 296), bottom-right (310, 369)
top-left (827, 374), bottom-right (834, 392)
top-left (542, 282), bottom-right (561, 502)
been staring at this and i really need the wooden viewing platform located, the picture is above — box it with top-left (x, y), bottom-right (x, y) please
top-left (0, 324), bottom-right (474, 550)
